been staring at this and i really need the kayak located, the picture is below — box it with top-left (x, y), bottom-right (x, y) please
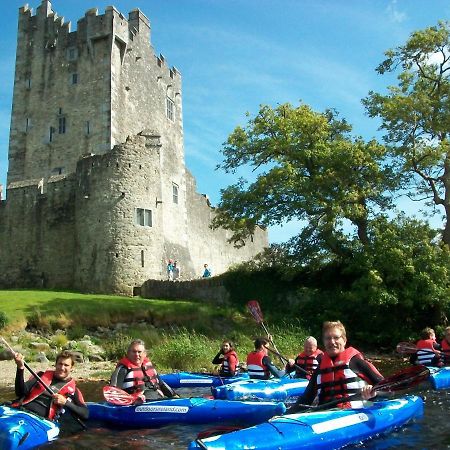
top-left (87, 397), bottom-right (286, 428)
top-left (212, 377), bottom-right (308, 401)
top-left (0, 405), bottom-right (60, 450)
top-left (189, 395), bottom-right (423, 450)
top-left (160, 372), bottom-right (249, 388)
top-left (429, 367), bottom-right (450, 389)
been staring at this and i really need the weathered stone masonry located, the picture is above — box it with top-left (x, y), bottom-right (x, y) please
top-left (0, 1), bottom-right (267, 295)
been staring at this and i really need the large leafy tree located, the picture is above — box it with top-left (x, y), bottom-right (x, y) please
top-left (212, 103), bottom-right (396, 262)
top-left (363, 21), bottom-right (450, 245)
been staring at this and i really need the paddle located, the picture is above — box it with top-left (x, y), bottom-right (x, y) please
top-left (300, 364), bottom-right (430, 412)
top-left (103, 386), bottom-right (144, 406)
top-left (247, 300), bottom-right (284, 365)
top-left (266, 347), bottom-right (309, 376)
top-left (0, 336), bottom-right (87, 429)
top-left (396, 342), bottom-right (418, 354)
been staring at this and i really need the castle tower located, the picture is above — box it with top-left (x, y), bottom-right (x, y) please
top-left (1, 1), bottom-right (267, 295)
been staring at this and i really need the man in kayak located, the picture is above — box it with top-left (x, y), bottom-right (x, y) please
top-left (110, 339), bottom-right (178, 401)
top-left (212, 340), bottom-right (239, 376)
top-left (285, 336), bottom-right (323, 379)
top-left (410, 327), bottom-right (442, 367)
top-left (246, 337), bottom-right (284, 379)
top-left (12, 350), bottom-right (89, 422)
top-left (288, 321), bottom-right (383, 412)
top-left (441, 326), bottom-right (450, 366)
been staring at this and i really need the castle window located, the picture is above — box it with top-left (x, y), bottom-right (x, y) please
top-left (71, 73), bottom-right (78, 85)
top-left (25, 78), bottom-right (31, 89)
top-left (141, 250), bottom-right (145, 267)
top-left (58, 117), bottom-right (66, 134)
top-left (166, 97), bottom-right (174, 121)
top-left (135, 208), bottom-right (152, 227)
top-left (172, 183), bottom-right (179, 204)
top-left (25, 118), bottom-right (31, 132)
top-left (85, 121), bottom-right (90, 135)
top-left (67, 47), bottom-right (77, 61)
top-left (49, 126), bottom-right (55, 142)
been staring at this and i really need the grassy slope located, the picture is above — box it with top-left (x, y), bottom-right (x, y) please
top-left (0, 289), bottom-right (308, 372)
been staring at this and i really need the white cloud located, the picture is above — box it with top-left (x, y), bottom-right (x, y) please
top-left (386, 0), bottom-right (407, 24)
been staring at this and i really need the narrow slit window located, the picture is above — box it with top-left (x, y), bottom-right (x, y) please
top-left (172, 183), bottom-right (179, 204)
top-left (166, 97), bottom-right (174, 121)
top-left (58, 117), bottom-right (66, 134)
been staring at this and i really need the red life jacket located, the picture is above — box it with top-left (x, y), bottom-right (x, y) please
top-left (12, 370), bottom-right (77, 420)
top-left (117, 356), bottom-right (159, 393)
top-left (317, 347), bottom-right (381, 408)
top-left (295, 349), bottom-right (323, 379)
top-left (440, 339), bottom-right (450, 365)
top-left (220, 350), bottom-right (239, 376)
top-left (246, 350), bottom-right (270, 379)
top-left (416, 339), bottom-right (439, 366)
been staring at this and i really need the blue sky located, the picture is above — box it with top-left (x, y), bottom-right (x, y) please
top-left (1, 0), bottom-right (448, 243)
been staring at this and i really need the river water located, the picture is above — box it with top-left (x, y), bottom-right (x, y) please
top-left (1, 379), bottom-right (449, 449)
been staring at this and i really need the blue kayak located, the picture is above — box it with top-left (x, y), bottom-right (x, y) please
top-left (189, 395), bottom-right (423, 450)
top-left (88, 397), bottom-right (285, 428)
top-left (160, 371), bottom-right (249, 388)
top-left (429, 367), bottom-right (450, 389)
top-left (0, 405), bottom-right (60, 450)
top-left (212, 377), bottom-right (308, 401)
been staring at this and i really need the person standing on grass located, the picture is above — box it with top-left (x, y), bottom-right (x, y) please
top-left (110, 339), bottom-right (178, 401)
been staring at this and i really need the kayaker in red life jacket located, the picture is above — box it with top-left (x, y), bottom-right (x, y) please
top-left (410, 327), bottom-right (442, 367)
top-left (246, 337), bottom-right (284, 379)
top-left (441, 326), bottom-right (450, 366)
top-left (12, 350), bottom-right (88, 422)
top-left (287, 321), bottom-right (383, 413)
top-left (110, 339), bottom-right (178, 402)
top-left (286, 336), bottom-right (323, 379)
top-left (212, 340), bottom-right (239, 377)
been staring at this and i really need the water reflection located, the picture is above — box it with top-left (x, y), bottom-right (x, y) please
top-left (1, 380), bottom-right (450, 449)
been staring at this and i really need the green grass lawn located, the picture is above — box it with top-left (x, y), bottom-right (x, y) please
top-left (0, 289), bottom-right (309, 372)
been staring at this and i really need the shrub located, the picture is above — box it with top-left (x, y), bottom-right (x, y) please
top-left (0, 311), bottom-right (8, 330)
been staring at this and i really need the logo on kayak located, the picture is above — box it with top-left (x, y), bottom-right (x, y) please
top-left (311, 413), bottom-right (369, 434)
top-left (135, 405), bottom-right (189, 414)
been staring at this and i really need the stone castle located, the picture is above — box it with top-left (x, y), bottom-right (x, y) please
top-left (0, 1), bottom-right (267, 295)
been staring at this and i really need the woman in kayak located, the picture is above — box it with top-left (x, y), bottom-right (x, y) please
top-left (288, 321), bottom-right (383, 412)
top-left (12, 350), bottom-right (88, 422)
top-left (212, 340), bottom-right (239, 376)
top-left (110, 339), bottom-right (178, 401)
top-left (246, 337), bottom-right (284, 379)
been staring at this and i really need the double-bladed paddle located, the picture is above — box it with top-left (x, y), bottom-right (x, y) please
top-left (396, 342), bottom-right (419, 354)
top-left (196, 364), bottom-right (430, 440)
top-left (103, 385), bottom-right (144, 406)
top-left (297, 364), bottom-right (430, 412)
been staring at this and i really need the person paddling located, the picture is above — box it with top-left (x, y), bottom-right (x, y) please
top-left (288, 321), bottom-right (383, 412)
top-left (246, 337), bottom-right (284, 379)
top-left (440, 327), bottom-right (450, 366)
top-left (410, 327), bottom-right (442, 367)
top-left (286, 336), bottom-right (323, 379)
top-left (12, 350), bottom-right (88, 425)
top-left (110, 339), bottom-right (178, 402)
top-left (212, 340), bottom-right (239, 377)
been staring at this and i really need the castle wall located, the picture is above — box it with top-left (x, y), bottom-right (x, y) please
top-left (0, 176), bottom-right (76, 289)
top-left (185, 171), bottom-right (268, 277)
